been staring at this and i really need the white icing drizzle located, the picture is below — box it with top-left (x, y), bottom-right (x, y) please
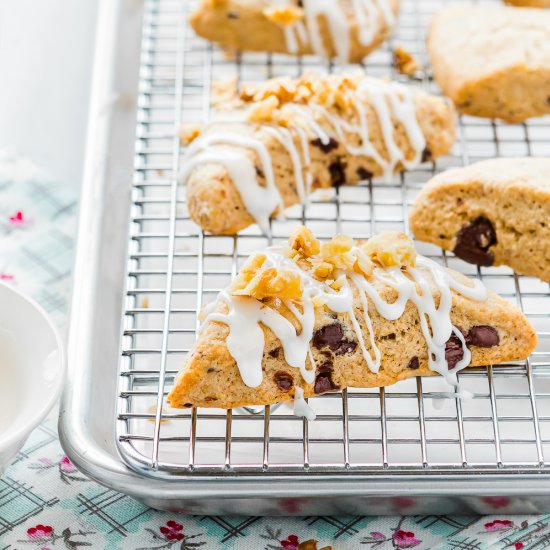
top-left (262, 125), bottom-right (307, 202)
top-left (180, 78), bottom-right (426, 231)
top-left (275, 0), bottom-right (395, 63)
top-left (293, 125), bottom-right (314, 196)
top-left (302, 0), bottom-right (351, 63)
top-left (201, 247), bottom-right (488, 402)
top-left (293, 386), bottom-right (316, 421)
top-left (180, 131), bottom-right (285, 233)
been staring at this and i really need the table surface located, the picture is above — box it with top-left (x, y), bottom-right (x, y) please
top-left (1, 157), bottom-right (549, 550)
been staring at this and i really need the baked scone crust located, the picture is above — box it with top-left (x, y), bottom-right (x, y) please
top-left (189, 0), bottom-right (400, 63)
top-left (409, 157), bottom-right (550, 283)
top-left (184, 75), bottom-right (456, 235)
top-left (504, 0), bottom-right (550, 7)
top-left (168, 230), bottom-right (536, 410)
top-left (428, 5), bottom-right (550, 122)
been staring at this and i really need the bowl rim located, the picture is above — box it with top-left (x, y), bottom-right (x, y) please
top-left (0, 282), bottom-right (65, 452)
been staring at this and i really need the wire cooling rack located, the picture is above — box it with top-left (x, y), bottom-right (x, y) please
top-left (116, 0), bottom-right (550, 479)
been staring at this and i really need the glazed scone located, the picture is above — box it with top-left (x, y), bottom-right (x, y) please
top-left (409, 158), bottom-right (550, 283)
top-left (189, 0), bottom-right (399, 63)
top-left (168, 227), bottom-right (536, 410)
top-left (505, 0), bottom-right (550, 6)
top-left (181, 73), bottom-right (456, 235)
top-left (428, 5), bottom-right (550, 122)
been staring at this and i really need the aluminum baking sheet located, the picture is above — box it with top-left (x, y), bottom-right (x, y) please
top-left (60, 0), bottom-right (550, 514)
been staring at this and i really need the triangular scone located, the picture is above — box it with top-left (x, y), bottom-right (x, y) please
top-left (181, 72), bottom-right (455, 235)
top-left (410, 158), bottom-right (550, 283)
top-left (190, 0), bottom-right (399, 63)
top-left (168, 227), bottom-right (536, 410)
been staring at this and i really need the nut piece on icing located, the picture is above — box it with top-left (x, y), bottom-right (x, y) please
top-left (247, 95), bottom-right (280, 123)
top-left (240, 77), bottom-right (297, 104)
top-left (288, 225), bottom-right (321, 258)
top-left (362, 232), bottom-right (417, 269)
top-left (232, 263), bottom-right (303, 301)
top-left (231, 253), bottom-right (303, 300)
top-left (320, 235), bottom-right (374, 277)
top-left (263, 6), bottom-right (304, 25)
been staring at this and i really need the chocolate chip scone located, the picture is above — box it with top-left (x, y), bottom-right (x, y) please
top-left (168, 227), bottom-right (536, 411)
top-left (189, 0), bottom-right (399, 63)
top-left (181, 73), bottom-right (456, 235)
top-left (409, 158), bottom-right (550, 283)
top-left (428, 5), bottom-right (550, 122)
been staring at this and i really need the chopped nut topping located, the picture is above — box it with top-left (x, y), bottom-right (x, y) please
top-left (320, 235), bottom-right (354, 270)
top-left (231, 254), bottom-right (266, 290)
top-left (263, 5), bottom-right (304, 25)
top-left (180, 123), bottom-right (202, 145)
top-left (238, 72), bottom-right (364, 113)
top-left (288, 225), bottom-right (320, 258)
top-left (309, 258), bottom-right (334, 280)
top-left (361, 232), bottom-right (417, 269)
top-left (231, 254), bottom-right (302, 300)
top-left (393, 46), bottom-right (420, 77)
top-left (233, 267), bottom-right (303, 300)
top-left (247, 95), bottom-right (280, 123)
top-left (240, 77), bottom-right (297, 104)
top-left (229, 228), bottom-right (418, 304)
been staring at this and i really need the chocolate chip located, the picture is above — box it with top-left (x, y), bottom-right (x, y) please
top-left (317, 358), bottom-right (334, 373)
top-left (311, 137), bottom-right (339, 153)
top-left (227, 11), bottom-right (239, 18)
top-left (312, 323), bottom-right (357, 355)
top-left (274, 371), bottom-right (293, 391)
top-left (408, 356), bottom-right (420, 370)
top-left (445, 334), bottom-right (464, 370)
top-left (313, 323), bottom-right (342, 347)
top-left (206, 368), bottom-right (216, 374)
top-left (465, 326), bottom-right (499, 348)
top-left (329, 160), bottom-right (346, 187)
top-left (183, 403), bottom-right (193, 408)
top-left (421, 147), bottom-right (432, 163)
top-left (453, 216), bottom-right (497, 267)
top-left (357, 167), bottom-right (373, 180)
top-left (255, 166), bottom-right (265, 179)
top-left (268, 347), bottom-right (281, 358)
top-left (314, 373), bottom-right (340, 395)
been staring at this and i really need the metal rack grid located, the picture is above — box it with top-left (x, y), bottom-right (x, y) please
top-left (116, 0), bottom-right (550, 479)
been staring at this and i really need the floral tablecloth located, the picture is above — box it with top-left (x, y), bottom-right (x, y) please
top-left (1, 154), bottom-right (549, 549)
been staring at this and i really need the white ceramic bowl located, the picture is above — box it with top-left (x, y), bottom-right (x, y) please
top-left (0, 283), bottom-right (64, 476)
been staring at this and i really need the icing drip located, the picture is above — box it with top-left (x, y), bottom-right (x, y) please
top-left (180, 78), bottom-right (426, 232)
top-left (201, 247), bottom-right (488, 397)
top-left (302, 0), bottom-right (351, 64)
top-left (180, 131), bottom-right (285, 233)
top-left (293, 387), bottom-right (316, 421)
top-left (278, 0), bottom-right (395, 63)
top-left (262, 126), bottom-right (307, 202)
